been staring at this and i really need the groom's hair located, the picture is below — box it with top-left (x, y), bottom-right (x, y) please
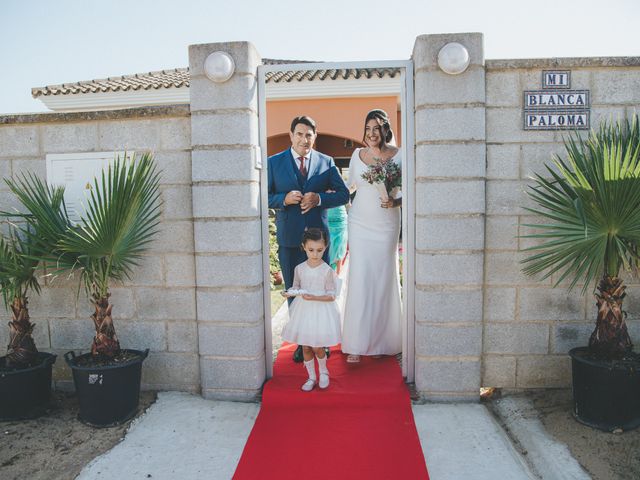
top-left (301, 227), bottom-right (328, 247)
top-left (290, 116), bottom-right (317, 134)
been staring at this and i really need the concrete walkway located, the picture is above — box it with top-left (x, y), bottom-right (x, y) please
top-left (75, 392), bottom-right (555, 480)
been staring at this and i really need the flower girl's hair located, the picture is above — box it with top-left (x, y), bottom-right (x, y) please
top-left (301, 228), bottom-right (328, 247)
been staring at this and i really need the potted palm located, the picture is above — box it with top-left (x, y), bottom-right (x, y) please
top-left (0, 220), bottom-right (58, 419)
top-left (6, 152), bottom-right (161, 426)
top-left (521, 115), bottom-right (640, 431)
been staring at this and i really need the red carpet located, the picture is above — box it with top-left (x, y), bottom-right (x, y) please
top-left (233, 344), bottom-right (429, 479)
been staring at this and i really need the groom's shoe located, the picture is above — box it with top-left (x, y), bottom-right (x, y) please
top-left (293, 345), bottom-right (304, 363)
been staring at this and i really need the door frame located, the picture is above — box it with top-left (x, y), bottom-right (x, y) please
top-left (257, 60), bottom-right (416, 381)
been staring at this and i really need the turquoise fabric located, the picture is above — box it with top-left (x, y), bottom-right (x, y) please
top-left (327, 205), bottom-right (348, 270)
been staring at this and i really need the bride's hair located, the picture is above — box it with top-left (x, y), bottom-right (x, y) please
top-left (301, 227), bottom-right (328, 247)
top-left (363, 109), bottom-right (393, 147)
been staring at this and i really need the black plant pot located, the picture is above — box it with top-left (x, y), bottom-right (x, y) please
top-left (569, 346), bottom-right (640, 432)
top-left (0, 352), bottom-right (57, 420)
top-left (65, 349), bottom-right (149, 427)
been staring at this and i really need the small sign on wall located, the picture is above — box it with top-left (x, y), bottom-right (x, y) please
top-left (523, 70), bottom-right (590, 131)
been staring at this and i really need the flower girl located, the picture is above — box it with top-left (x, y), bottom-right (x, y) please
top-left (282, 228), bottom-right (341, 391)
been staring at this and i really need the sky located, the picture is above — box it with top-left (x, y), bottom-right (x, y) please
top-left (1, 0), bottom-right (639, 114)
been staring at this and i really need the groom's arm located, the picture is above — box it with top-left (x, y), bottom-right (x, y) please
top-left (267, 156), bottom-right (287, 209)
top-left (318, 165), bottom-right (349, 209)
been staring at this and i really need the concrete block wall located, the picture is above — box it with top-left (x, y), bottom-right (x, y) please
top-left (483, 58), bottom-right (640, 390)
top-left (0, 106), bottom-right (199, 392)
top-left (188, 41), bottom-right (266, 401)
top-left (412, 33), bottom-right (486, 401)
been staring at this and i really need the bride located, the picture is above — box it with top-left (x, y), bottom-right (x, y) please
top-left (341, 109), bottom-right (402, 363)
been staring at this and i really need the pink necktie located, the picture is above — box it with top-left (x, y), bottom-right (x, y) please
top-left (298, 156), bottom-right (307, 177)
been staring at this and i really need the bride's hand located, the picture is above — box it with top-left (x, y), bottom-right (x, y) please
top-left (380, 198), bottom-right (396, 208)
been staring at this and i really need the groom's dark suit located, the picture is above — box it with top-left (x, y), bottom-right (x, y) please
top-left (268, 148), bottom-right (349, 291)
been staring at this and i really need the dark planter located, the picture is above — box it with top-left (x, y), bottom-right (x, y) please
top-left (569, 346), bottom-right (640, 432)
top-left (65, 349), bottom-right (149, 427)
top-left (0, 352), bottom-right (57, 420)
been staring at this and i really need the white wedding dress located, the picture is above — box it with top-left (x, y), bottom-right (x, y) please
top-left (341, 148), bottom-right (402, 355)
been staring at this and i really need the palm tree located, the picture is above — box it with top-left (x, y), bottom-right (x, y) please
top-left (521, 115), bottom-right (640, 358)
top-left (6, 153), bottom-right (161, 359)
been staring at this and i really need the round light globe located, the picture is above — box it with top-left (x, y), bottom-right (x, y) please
top-left (204, 51), bottom-right (235, 83)
top-left (437, 42), bottom-right (470, 75)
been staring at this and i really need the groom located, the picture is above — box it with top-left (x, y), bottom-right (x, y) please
top-left (268, 116), bottom-right (349, 362)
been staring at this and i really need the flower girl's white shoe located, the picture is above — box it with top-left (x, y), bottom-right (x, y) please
top-left (301, 378), bottom-right (316, 392)
top-left (319, 373), bottom-right (330, 389)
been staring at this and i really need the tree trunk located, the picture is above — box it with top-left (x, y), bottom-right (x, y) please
top-left (589, 276), bottom-right (633, 357)
top-left (90, 294), bottom-right (120, 357)
top-left (6, 296), bottom-right (38, 368)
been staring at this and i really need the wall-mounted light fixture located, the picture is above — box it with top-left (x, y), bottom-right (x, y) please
top-left (204, 51), bottom-right (235, 83)
top-left (437, 42), bottom-right (470, 75)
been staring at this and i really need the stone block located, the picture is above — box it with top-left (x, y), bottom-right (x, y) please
top-left (196, 288), bottom-right (263, 322)
top-left (591, 69), bottom-right (640, 104)
top-left (519, 287), bottom-right (585, 321)
top-left (589, 107), bottom-right (628, 130)
top-left (482, 355), bottom-right (516, 388)
top-left (167, 321), bottom-right (198, 352)
top-left (552, 323), bottom-right (593, 354)
top-left (200, 355), bottom-right (266, 390)
top-left (194, 219), bottom-right (262, 253)
top-left (416, 107), bottom-right (485, 142)
top-left (412, 33), bottom-right (484, 71)
top-left (29, 286), bottom-right (77, 318)
top-left (416, 180), bottom-right (484, 215)
top-left (416, 216), bottom-right (484, 250)
top-left (415, 358), bottom-right (481, 393)
top-left (50, 319), bottom-right (95, 349)
top-left (191, 112), bottom-right (258, 147)
top-left (189, 41), bottom-right (261, 78)
top-left (161, 185), bottom-right (192, 220)
top-left (483, 287), bottom-right (517, 322)
top-left (0, 125), bottom-right (39, 157)
top-left (0, 158), bottom-right (11, 184)
top-left (11, 157), bottom-right (45, 181)
top-left (42, 123), bottom-right (98, 152)
top-left (486, 144), bottom-right (519, 179)
top-left (135, 287), bottom-right (196, 320)
top-left (143, 352), bottom-right (200, 386)
top-left (485, 215), bottom-right (518, 250)
top-left (414, 67), bottom-right (485, 106)
top-left (486, 71), bottom-right (521, 107)
top-left (154, 151), bottom-right (191, 185)
top-left (98, 119), bottom-right (160, 151)
top-left (195, 254), bottom-right (263, 288)
top-left (123, 255), bottom-right (164, 287)
top-left (108, 287), bottom-right (136, 320)
top-left (116, 321), bottom-right (166, 351)
top-left (416, 253), bottom-right (484, 285)
top-left (416, 324), bottom-right (482, 356)
top-left (516, 355), bottom-right (571, 388)
top-left (165, 254), bottom-right (196, 287)
top-left (486, 180), bottom-right (531, 215)
top-left (198, 323), bottom-right (264, 357)
top-left (158, 117), bottom-right (191, 151)
top-left (192, 183), bottom-right (260, 219)
top-left (0, 190), bottom-right (23, 214)
top-left (153, 221), bottom-right (194, 253)
top-left (518, 214), bottom-right (551, 250)
top-left (202, 388), bottom-right (260, 402)
top-left (484, 323), bottom-right (549, 354)
top-left (415, 289), bottom-right (483, 323)
top-left (415, 143), bottom-right (485, 179)
top-left (192, 149), bottom-right (259, 183)
top-left (520, 143), bottom-right (564, 179)
top-left (486, 107), bottom-right (555, 143)
top-left (485, 251), bottom-right (535, 286)
top-left (190, 75), bottom-right (258, 112)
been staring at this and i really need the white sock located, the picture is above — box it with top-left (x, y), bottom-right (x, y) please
top-left (317, 356), bottom-right (329, 376)
top-left (304, 359), bottom-right (316, 381)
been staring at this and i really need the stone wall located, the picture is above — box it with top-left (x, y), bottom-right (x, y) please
top-left (0, 106), bottom-right (199, 392)
top-left (482, 57), bottom-right (640, 390)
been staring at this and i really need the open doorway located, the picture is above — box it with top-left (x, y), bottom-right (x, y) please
top-left (257, 60), bottom-right (415, 381)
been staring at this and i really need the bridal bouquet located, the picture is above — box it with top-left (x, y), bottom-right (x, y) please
top-left (361, 159), bottom-right (401, 202)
